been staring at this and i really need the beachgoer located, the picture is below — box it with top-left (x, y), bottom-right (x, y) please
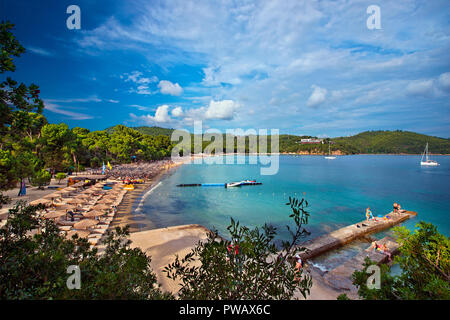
top-left (370, 241), bottom-right (380, 250)
top-left (377, 243), bottom-right (392, 262)
top-left (366, 207), bottom-right (374, 221)
top-left (294, 254), bottom-right (303, 281)
top-left (393, 202), bottom-right (398, 213)
top-left (67, 210), bottom-right (75, 222)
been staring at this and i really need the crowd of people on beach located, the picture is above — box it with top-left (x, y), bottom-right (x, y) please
top-left (82, 160), bottom-right (175, 181)
top-left (107, 160), bottom-right (174, 180)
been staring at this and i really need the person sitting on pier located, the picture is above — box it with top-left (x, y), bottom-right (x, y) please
top-left (377, 243), bottom-right (392, 262)
top-left (294, 254), bottom-right (303, 281)
top-left (393, 202), bottom-right (399, 214)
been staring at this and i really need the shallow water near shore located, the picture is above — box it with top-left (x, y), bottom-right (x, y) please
top-left (140, 155), bottom-right (450, 268)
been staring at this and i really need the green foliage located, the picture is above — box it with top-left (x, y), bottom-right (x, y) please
top-left (0, 202), bottom-right (172, 299)
top-left (352, 222), bottom-right (450, 300)
top-left (0, 192), bottom-right (10, 209)
top-left (333, 130), bottom-right (450, 154)
top-left (164, 197), bottom-right (312, 299)
top-left (39, 123), bottom-right (77, 172)
top-left (277, 131), bottom-right (450, 155)
top-left (0, 21), bottom-right (45, 190)
top-left (55, 172), bottom-right (67, 184)
top-left (0, 21), bottom-right (24, 73)
top-left (337, 293), bottom-right (350, 300)
top-left (30, 169), bottom-right (51, 189)
top-left (106, 125), bottom-right (175, 137)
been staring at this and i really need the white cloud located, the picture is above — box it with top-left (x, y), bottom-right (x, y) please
top-left (108, 99), bottom-right (119, 103)
top-left (171, 106), bottom-right (183, 117)
top-left (306, 85), bottom-right (327, 107)
top-left (438, 72), bottom-right (450, 92)
top-left (122, 71), bottom-right (158, 95)
top-left (204, 100), bottom-right (239, 120)
top-left (44, 102), bottom-right (93, 120)
top-left (27, 46), bottom-right (53, 57)
top-left (158, 80), bottom-right (183, 96)
top-left (406, 79), bottom-right (435, 96)
top-left (46, 96), bottom-right (102, 103)
top-left (136, 85), bottom-right (152, 95)
top-left (132, 105), bottom-right (172, 124)
top-left (129, 104), bottom-right (151, 111)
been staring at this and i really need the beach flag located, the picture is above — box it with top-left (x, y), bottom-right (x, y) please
top-left (107, 161), bottom-right (112, 170)
top-left (102, 162), bottom-right (106, 175)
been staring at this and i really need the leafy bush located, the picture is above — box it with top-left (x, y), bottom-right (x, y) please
top-left (351, 222), bottom-right (449, 300)
top-left (164, 197), bottom-right (313, 299)
top-left (0, 202), bottom-right (172, 299)
top-left (55, 172), bottom-right (67, 184)
top-left (30, 169), bottom-right (51, 189)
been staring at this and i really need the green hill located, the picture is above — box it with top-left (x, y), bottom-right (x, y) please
top-left (103, 126), bottom-right (450, 155)
top-left (333, 130), bottom-right (450, 154)
top-left (105, 125), bottom-right (174, 137)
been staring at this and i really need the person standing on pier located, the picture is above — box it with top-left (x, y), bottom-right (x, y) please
top-left (366, 207), bottom-right (374, 221)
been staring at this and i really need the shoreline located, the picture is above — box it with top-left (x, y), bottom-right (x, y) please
top-left (108, 161), bottom-right (183, 233)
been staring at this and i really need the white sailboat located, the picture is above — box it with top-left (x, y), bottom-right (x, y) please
top-left (420, 143), bottom-right (439, 166)
top-left (324, 142), bottom-right (336, 160)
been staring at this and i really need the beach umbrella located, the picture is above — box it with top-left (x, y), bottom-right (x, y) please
top-left (66, 198), bottom-right (88, 205)
top-left (83, 210), bottom-right (106, 218)
top-left (43, 193), bottom-right (62, 199)
top-left (64, 187), bottom-right (78, 192)
top-left (76, 194), bottom-right (91, 199)
top-left (81, 188), bottom-right (96, 194)
top-left (96, 198), bottom-right (115, 204)
top-left (53, 204), bottom-right (77, 211)
top-left (92, 204), bottom-right (110, 210)
top-left (74, 219), bottom-right (99, 229)
top-left (29, 198), bottom-right (52, 206)
top-left (43, 211), bottom-right (67, 219)
top-left (66, 230), bottom-right (91, 239)
top-left (89, 189), bottom-right (106, 195)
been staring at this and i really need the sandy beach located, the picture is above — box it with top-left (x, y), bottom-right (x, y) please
top-left (0, 178), bottom-right (69, 226)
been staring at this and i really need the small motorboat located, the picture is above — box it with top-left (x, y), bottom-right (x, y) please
top-left (226, 181), bottom-right (243, 187)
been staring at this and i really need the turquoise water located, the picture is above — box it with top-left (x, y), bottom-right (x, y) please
top-left (141, 155), bottom-right (450, 247)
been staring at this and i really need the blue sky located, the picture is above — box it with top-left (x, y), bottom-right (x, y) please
top-left (2, 0), bottom-right (450, 137)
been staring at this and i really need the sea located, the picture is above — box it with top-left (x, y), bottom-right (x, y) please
top-left (137, 155), bottom-right (450, 270)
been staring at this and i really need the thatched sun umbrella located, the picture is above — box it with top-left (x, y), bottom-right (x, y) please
top-left (53, 204), bottom-right (77, 211)
top-left (43, 192), bottom-right (62, 199)
top-left (66, 198), bottom-right (88, 205)
top-left (74, 219), bottom-right (99, 229)
top-left (43, 211), bottom-right (67, 219)
top-left (92, 204), bottom-right (110, 211)
top-left (66, 230), bottom-right (91, 239)
top-left (76, 194), bottom-right (91, 199)
top-left (96, 198), bottom-right (115, 204)
top-left (29, 198), bottom-right (52, 206)
top-left (82, 210), bottom-right (106, 218)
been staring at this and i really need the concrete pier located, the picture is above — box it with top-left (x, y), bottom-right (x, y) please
top-left (299, 210), bottom-right (417, 261)
top-left (322, 236), bottom-right (399, 291)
